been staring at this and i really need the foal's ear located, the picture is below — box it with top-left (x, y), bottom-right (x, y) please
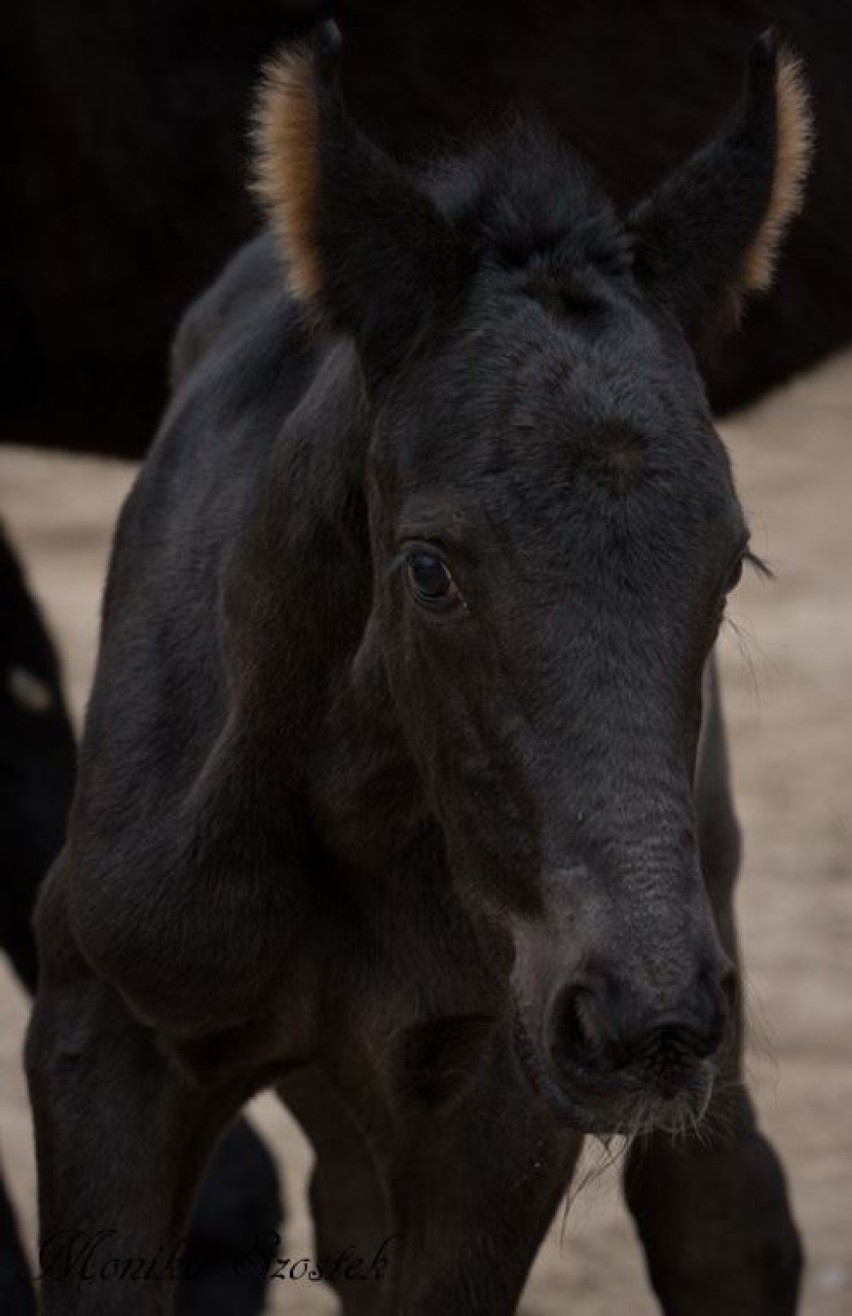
top-left (254, 38), bottom-right (466, 377)
top-left (629, 32), bottom-right (813, 340)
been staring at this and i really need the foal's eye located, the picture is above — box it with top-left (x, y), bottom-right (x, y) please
top-left (724, 556), bottom-right (745, 594)
top-left (406, 551), bottom-right (460, 608)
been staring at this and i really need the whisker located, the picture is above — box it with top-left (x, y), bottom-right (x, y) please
top-left (723, 613), bottom-right (764, 709)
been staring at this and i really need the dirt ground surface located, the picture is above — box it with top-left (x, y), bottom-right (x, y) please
top-left (1, 347), bottom-right (850, 1314)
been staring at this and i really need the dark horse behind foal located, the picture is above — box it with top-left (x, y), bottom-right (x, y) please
top-left (27, 30), bottom-right (807, 1315)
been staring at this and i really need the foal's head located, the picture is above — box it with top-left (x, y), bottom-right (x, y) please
top-left (256, 33), bottom-right (811, 1134)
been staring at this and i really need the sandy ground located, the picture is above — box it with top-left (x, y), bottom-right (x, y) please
top-left (1, 348), bottom-right (850, 1314)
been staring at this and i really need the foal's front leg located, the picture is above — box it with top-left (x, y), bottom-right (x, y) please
top-left (622, 674), bottom-right (802, 1315)
top-left (623, 921), bottom-right (801, 1315)
top-left (281, 1067), bottom-right (390, 1316)
top-left (25, 883), bottom-right (249, 1316)
top-left (378, 1041), bottom-right (581, 1316)
top-left (624, 1089), bottom-right (801, 1316)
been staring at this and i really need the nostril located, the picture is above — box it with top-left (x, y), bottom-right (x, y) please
top-left (548, 969), bottom-right (733, 1094)
top-left (634, 1025), bottom-right (710, 1101)
top-left (552, 986), bottom-right (612, 1076)
top-left (638, 1023), bottom-right (710, 1100)
top-left (567, 992), bottom-right (596, 1066)
top-left (647, 1007), bottom-right (725, 1067)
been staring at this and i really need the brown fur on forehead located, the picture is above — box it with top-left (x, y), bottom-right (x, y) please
top-left (743, 47), bottom-right (813, 294)
top-left (252, 49), bottom-right (321, 303)
top-left (595, 425), bottom-right (649, 494)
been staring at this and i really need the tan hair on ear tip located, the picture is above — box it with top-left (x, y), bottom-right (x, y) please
top-left (743, 49), bottom-right (814, 293)
top-left (253, 50), bottom-right (323, 304)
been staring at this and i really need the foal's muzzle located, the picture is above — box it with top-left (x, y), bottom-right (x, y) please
top-left (516, 962), bottom-right (734, 1135)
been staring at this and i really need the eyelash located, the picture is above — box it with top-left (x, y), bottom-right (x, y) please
top-left (743, 548), bottom-right (773, 579)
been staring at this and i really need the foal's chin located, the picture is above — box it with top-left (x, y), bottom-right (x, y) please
top-left (539, 1066), bottom-right (715, 1140)
top-left (598, 1076), bottom-right (716, 1142)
